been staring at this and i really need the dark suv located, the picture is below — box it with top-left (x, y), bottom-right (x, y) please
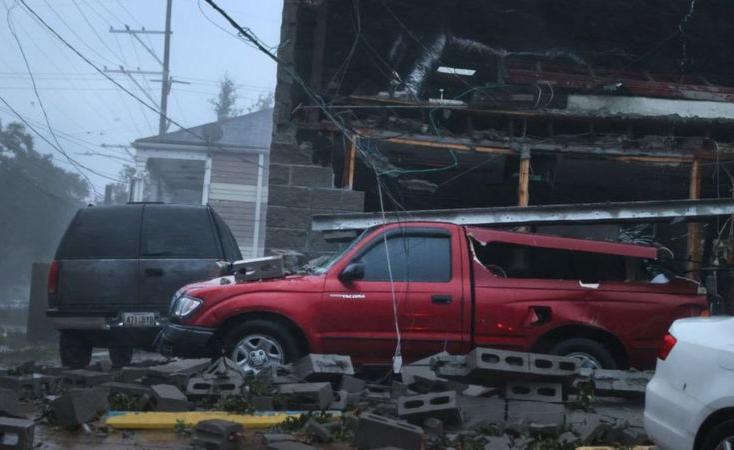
top-left (47, 203), bottom-right (241, 368)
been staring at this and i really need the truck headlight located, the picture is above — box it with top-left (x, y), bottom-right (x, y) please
top-left (172, 296), bottom-right (202, 318)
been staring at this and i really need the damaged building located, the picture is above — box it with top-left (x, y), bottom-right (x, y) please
top-left (265, 0), bottom-right (734, 306)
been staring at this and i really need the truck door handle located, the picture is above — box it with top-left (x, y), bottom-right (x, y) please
top-left (145, 268), bottom-right (164, 277)
top-left (432, 295), bottom-right (452, 304)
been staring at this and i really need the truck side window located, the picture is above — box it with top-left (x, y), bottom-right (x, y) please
top-left (475, 242), bottom-right (626, 281)
top-left (358, 235), bottom-right (451, 282)
top-left (141, 206), bottom-right (219, 258)
top-left (57, 206), bottom-right (141, 259)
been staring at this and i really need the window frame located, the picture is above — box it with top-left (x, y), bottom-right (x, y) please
top-left (349, 227), bottom-right (453, 283)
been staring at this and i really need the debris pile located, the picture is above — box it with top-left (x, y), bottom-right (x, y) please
top-left (0, 348), bottom-right (652, 449)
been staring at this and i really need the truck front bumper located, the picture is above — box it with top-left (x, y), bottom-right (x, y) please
top-left (155, 323), bottom-right (216, 358)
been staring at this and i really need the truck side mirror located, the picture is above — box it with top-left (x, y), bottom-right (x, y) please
top-left (339, 262), bottom-right (364, 283)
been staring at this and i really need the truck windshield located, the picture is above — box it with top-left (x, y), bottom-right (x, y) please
top-left (311, 227), bottom-right (374, 274)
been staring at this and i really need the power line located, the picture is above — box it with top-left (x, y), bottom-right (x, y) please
top-left (6, 1), bottom-right (100, 196)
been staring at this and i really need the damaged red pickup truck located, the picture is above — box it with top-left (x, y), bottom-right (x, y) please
top-left (158, 222), bottom-right (708, 372)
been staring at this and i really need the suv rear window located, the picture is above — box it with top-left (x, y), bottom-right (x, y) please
top-left (141, 205), bottom-right (219, 258)
top-left (57, 206), bottom-right (141, 259)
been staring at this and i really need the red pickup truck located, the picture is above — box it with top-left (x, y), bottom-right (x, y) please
top-left (158, 221), bottom-right (708, 372)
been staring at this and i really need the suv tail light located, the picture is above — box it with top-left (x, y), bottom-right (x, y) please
top-left (48, 260), bottom-right (59, 296)
top-left (658, 333), bottom-right (677, 361)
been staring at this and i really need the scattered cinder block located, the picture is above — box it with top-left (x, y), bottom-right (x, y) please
top-left (397, 391), bottom-right (462, 425)
top-left (150, 384), bottom-right (190, 411)
top-left (0, 388), bottom-right (24, 418)
top-left (186, 377), bottom-right (243, 398)
top-left (146, 358), bottom-right (210, 389)
top-left (304, 419), bottom-right (332, 442)
top-left (506, 400), bottom-right (565, 428)
top-left (250, 396), bottom-right (275, 411)
top-left (60, 369), bottom-right (113, 388)
top-left (352, 413), bottom-right (424, 450)
top-left (0, 417), bottom-right (34, 450)
top-left (117, 367), bottom-right (148, 383)
top-left (568, 413), bottom-right (609, 444)
top-left (339, 375), bottom-right (366, 394)
top-left (328, 390), bottom-right (348, 411)
top-left (505, 381), bottom-right (563, 403)
top-left (464, 348), bottom-right (530, 381)
top-left (276, 383), bottom-right (334, 411)
top-left (590, 370), bottom-right (651, 398)
top-left (483, 434), bottom-right (512, 450)
top-left (422, 417), bottom-right (444, 436)
top-left (100, 382), bottom-right (151, 398)
top-left (51, 388), bottom-right (109, 427)
top-left (260, 433), bottom-right (296, 445)
top-left (0, 374), bottom-right (55, 400)
top-left (429, 353), bottom-right (470, 379)
top-left (457, 395), bottom-right (506, 429)
top-left (528, 354), bottom-right (580, 380)
top-left (193, 419), bottom-right (244, 450)
top-left (293, 354), bottom-right (354, 381)
top-left (266, 442), bottom-right (317, 450)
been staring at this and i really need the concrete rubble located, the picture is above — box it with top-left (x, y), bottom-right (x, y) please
top-left (0, 348), bottom-right (652, 448)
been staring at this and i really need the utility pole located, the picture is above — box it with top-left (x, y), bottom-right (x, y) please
top-left (107, 0), bottom-right (176, 137)
top-left (159, 0), bottom-right (173, 136)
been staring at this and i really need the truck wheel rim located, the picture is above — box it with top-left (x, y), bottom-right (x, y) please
top-left (566, 352), bottom-right (602, 370)
top-left (716, 437), bottom-right (734, 450)
top-left (232, 334), bottom-right (284, 374)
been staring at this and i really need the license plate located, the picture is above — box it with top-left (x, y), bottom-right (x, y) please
top-left (121, 312), bottom-right (158, 327)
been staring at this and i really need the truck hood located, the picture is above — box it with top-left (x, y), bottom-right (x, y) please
top-left (180, 272), bottom-right (324, 303)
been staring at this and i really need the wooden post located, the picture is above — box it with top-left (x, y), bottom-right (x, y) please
top-left (342, 137), bottom-right (357, 190)
top-left (688, 159), bottom-right (702, 279)
top-left (518, 149), bottom-right (531, 207)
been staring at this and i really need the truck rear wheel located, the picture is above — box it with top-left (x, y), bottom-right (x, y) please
top-left (59, 331), bottom-right (92, 369)
top-left (549, 338), bottom-right (617, 369)
top-left (223, 319), bottom-right (302, 375)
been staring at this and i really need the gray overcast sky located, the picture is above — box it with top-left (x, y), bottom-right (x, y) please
top-left (0, 0), bottom-right (283, 197)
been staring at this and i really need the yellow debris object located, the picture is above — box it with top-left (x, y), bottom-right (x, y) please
top-left (105, 411), bottom-right (301, 430)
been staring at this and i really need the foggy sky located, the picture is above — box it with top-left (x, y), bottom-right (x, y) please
top-left (0, 0), bottom-right (283, 198)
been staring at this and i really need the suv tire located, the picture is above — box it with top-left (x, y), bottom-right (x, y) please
top-left (223, 319), bottom-right (303, 374)
top-left (549, 337), bottom-right (617, 369)
top-left (109, 343), bottom-right (133, 368)
top-left (59, 331), bottom-right (92, 369)
top-left (700, 419), bottom-right (734, 450)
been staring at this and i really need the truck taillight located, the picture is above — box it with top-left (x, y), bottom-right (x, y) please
top-left (48, 260), bottom-right (59, 296)
top-left (658, 333), bottom-right (677, 361)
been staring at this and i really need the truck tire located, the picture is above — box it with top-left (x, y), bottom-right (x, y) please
top-left (700, 419), bottom-right (734, 450)
top-left (59, 331), bottom-right (92, 369)
top-left (223, 319), bottom-right (302, 374)
top-left (108, 343), bottom-right (133, 368)
top-left (549, 338), bottom-right (617, 369)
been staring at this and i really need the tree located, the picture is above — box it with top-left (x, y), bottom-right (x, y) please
top-left (0, 121), bottom-right (88, 301)
top-left (247, 91), bottom-right (274, 113)
top-left (210, 73), bottom-right (242, 121)
top-left (108, 164), bottom-right (136, 204)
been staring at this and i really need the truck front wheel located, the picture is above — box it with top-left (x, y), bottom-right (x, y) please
top-left (549, 338), bottom-right (617, 370)
top-left (223, 319), bottom-right (302, 375)
top-left (59, 331), bottom-right (92, 369)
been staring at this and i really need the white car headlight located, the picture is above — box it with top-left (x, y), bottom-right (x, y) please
top-left (172, 296), bottom-right (202, 318)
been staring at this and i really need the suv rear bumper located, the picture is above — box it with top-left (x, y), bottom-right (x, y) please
top-left (156, 323), bottom-right (215, 358)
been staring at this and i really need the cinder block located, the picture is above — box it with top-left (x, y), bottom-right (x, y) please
top-left (150, 384), bottom-right (190, 411)
top-left (0, 374), bottom-right (54, 400)
top-left (397, 391), bottom-right (462, 425)
top-left (293, 354), bottom-right (355, 381)
top-left (146, 358), bottom-right (210, 389)
top-left (276, 383), bottom-right (333, 411)
top-left (457, 396), bottom-right (506, 429)
top-left (483, 434), bottom-right (512, 450)
top-left (528, 354), bottom-right (579, 379)
top-left (117, 367), bottom-right (148, 383)
top-left (352, 413), bottom-right (424, 450)
top-left (100, 382), bottom-right (151, 398)
top-left (505, 381), bottom-right (563, 403)
top-left (193, 419), bottom-right (244, 450)
top-left (186, 377), bottom-right (243, 398)
top-left (289, 165), bottom-right (333, 188)
top-left (0, 417), bottom-right (34, 450)
top-left (51, 388), bottom-right (109, 427)
top-left (60, 369), bottom-right (113, 388)
top-left (339, 375), bottom-right (366, 394)
top-left (0, 388), bottom-right (24, 418)
top-left (590, 369), bottom-right (651, 398)
top-left (465, 348), bottom-right (530, 381)
top-left (260, 433), bottom-right (296, 445)
top-left (268, 185), bottom-right (312, 208)
top-left (506, 400), bottom-right (565, 428)
top-left (304, 419), bottom-right (332, 442)
top-left (250, 395), bottom-right (275, 411)
top-left (328, 390), bottom-right (348, 411)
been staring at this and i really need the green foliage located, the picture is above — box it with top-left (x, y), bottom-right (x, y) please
top-left (210, 74), bottom-right (242, 121)
top-left (279, 411), bottom-right (333, 433)
top-left (108, 392), bottom-right (145, 411)
top-left (570, 381), bottom-right (596, 411)
top-left (174, 419), bottom-right (192, 434)
top-left (216, 395), bottom-right (253, 414)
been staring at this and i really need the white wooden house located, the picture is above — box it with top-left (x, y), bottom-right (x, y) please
top-left (130, 108), bottom-right (272, 258)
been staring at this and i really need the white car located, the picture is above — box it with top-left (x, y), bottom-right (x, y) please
top-left (645, 316), bottom-right (734, 450)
